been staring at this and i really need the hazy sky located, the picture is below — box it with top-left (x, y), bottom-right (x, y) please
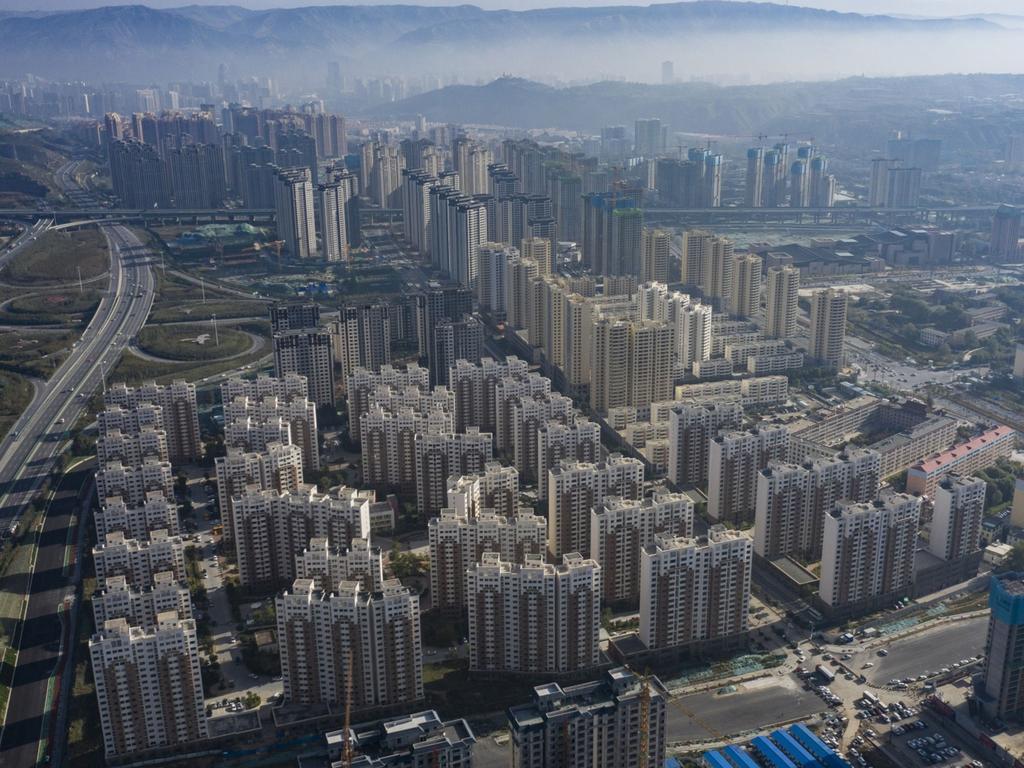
top-left (8, 0), bottom-right (1024, 16)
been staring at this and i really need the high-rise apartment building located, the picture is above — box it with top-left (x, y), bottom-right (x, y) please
top-left (90, 614), bottom-right (207, 758)
top-left (820, 493), bottom-right (920, 609)
top-left (275, 167), bottom-right (317, 259)
top-left (345, 363), bottom-right (431, 443)
top-left (360, 405), bottom-right (453, 490)
top-left (536, 419), bottom-right (601, 498)
top-left (319, 172), bottom-right (358, 261)
top-left (273, 327), bottom-right (335, 406)
top-left (221, 377), bottom-right (318, 470)
top-left (508, 668), bottom-right (667, 768)
top-left (728, 252), bottom-right (762, 319)
top-left (415, 285), bottom-right (474, 386)
top-left (92, 572), bottom-right (191, 629)
top-left (547, 455), bottom-right (644, 559)
top-left (295, 536), bottom-right (384, 593)
top-left (641, 228), bottom-right (671, 285)
top-left (104, 381), bottom-right (202, 465)
top-left (428, 507), bottom-right (546, 612)
top-left (809, 288), bottom-right (847, 369)
top-left (764, 265), bottom-right (799, 339)
top-left (745, 147), bottom-right (764, 207)
top-left (214, 442), bottom-right (304, 546)
top-left (276, 578), bottom-right (422, 709)
top-left (109, 139), bottom-right (169, 208)
top-left (93, 529), bottom-right (186, 589)
top-left (590, 318), bottom-right (673, 414)
top-left (754, 449), bottom-right (881, 562)
top-left (477, 242), bottom-right (513, 317)
top-left (980, 572), bottom-right (1024, 720)
top-left (95, 459), bottom-right (174, 508)
top-left (991, 204), bottom-right (1022, 261)
top-left (929, 474), bottom-right (985, 561)
top-left (634, 118), bottom-right (665, 157)
top-left (590, 493), bottom-right (694, 604)
top-left (232, 485), bottom-right (372, 589)
top-left (165, 143), bottom-right (225, 208)
top-left (467, 552), bottom-right (601, 674)
top-left (666, 402), bottom-right (743, 487)
top-left (335, 303), bottom-right (392, 388)
top-left (95, 492), bottom-right (179, 543)
top-left (707, 426), bottom-right (790, 527)
top-left (414, 428), bottom-right (493, 515)
top-left (447, 356), bottom-right (529, 434)
top-left (639, 527), bottom-right (752, 650)
top-left (446, 461), bottom-right (521, 518)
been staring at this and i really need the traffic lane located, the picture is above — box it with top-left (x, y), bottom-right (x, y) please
top-left (862, 617), bottom-right (987, 685)
top-left (666, 678), bottom-right (824, 743)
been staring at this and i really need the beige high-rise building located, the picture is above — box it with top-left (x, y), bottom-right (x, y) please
top-left (929, 474), bottom-right (986, 561)
top-left (547, 455), bottom-right (644, 559)
top-left (428, 507), bottom-right (546, 612)
top-left (360, 405), bottom-right (453, 489)
top-left (232, 485), bottom-right (372, 589)
top-left (590, 318), bottom-right (673, 415)
top-left (93, 529), bottom-right (186, 589)
top-left (447, 356), bottom-right (529, 434)
top-left (221, 387), bottom-right (319, 471)
top-left (754, 449), bottom-right (881, 562)
top-left (273, 327), bottom-right (336, 407)
top-left (477, 242), bottom-right (514, 317)
top-left (810, 288), bottom-right (848, 369)
top-left (707, 425), bottom-right (790, 527)
top-left (562, 293), bottom-right (594, 391)
top-left (820, 493), bottom-right (920, 609)
top-left (666, 402), bottom-right (743, 487)
top-left (95, 458), bottom-right (174, 508)
top-left (728, 252), bottom-right (762, 319)
top-left (275, 167), bottom-right (317, 259)
top-left (92, 571), bottom-right (191, 629)
top-left (505, 256), bottom-right (539, 332)
top-left (703, 235), bottom-right (735, 306)
top-left (641, 228), bottom-right (671, 285)
top-left (414, 428), bottom-right (494, 515)
top-left (590, 493), bottom-right (694, 604)
top-left (104, 381), bottom-right (202, 465)
top-left (521, 236), bottom-right (552, 275)
top-left (90, 613), bottom-right (207, 758)
top-left (95, 492), bottom-right (179, 543)
top-left (764, 265), bottom-right (799, 339)
top-left (639, 527), bottom-right (752, 650)
top-left (214, 442), bottom-right (304, 546)
top-left (276, 578), bottom-right (422, 709)
top-left (345, 363), bottom-right (431, 443)
top-left (680, 229), bottom-right (712, 286)
top-left (294, 536), bottom-right (384, 592)
top-left (467, 552), bottom-right (601, 674)
top-left (96, 428), bottom-right (169, 468)
top-left (536, 419), bottom-right (601, 498)
top-left (446, 460), bottom-right (520, 518)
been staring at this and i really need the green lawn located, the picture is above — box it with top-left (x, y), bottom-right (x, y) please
top-left (3, 228), bottom-right (109, 286)
top-left (136, 323), bottom-right (252, 362)
top-left (149, 298), bottom-right (268, 324)
top-left (0, 289), bottom-right (103, 326)
top-left (0, 327), bottom-right (82, 379)
top-left (0, 370), bottom-right (32, 442)
top-left (109, 345), bottom-right (271, 386)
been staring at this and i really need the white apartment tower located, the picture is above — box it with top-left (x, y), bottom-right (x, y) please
top-left (275, 167), bottom-right (317, 259)
top-left (639, 527), bottom-right (752, 650)
top-left (930, 474), bottom-right (986, 561)
top-left (820, 493), bottom-right (920, 609)
top-left (590, 493), bottom-right (695, 604)
top-left (809, 288), bottom-right (848, 369)
top-left (90, 614), bottom-right (207, 758)
top-left (467, 552), bottom-right (601, 674)
top-left (764, 265), bottom-right (799, 339)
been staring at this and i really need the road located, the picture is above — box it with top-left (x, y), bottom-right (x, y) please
top-left (0, 218), bottom-right (51, 272)
top-left (0, 222), bottom-right (156, 767)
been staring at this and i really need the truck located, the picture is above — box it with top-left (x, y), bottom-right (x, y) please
top-left (816, 664), bottom-right (836, 683)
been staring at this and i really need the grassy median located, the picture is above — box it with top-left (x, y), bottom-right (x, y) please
top-left (3, 228), bottom-right (109, 286)
top-left (136, 323), bottom-right (252, 362)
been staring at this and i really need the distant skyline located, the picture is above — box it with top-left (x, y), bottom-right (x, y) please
top-left (4, 0), bottom-right (1024, 18)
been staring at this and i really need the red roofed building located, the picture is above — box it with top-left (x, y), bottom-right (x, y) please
top-left (906, 425), bottom-right (1016, 498)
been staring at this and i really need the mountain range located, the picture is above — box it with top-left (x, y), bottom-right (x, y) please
top-left (0, 1), bottom-right (1015, 83)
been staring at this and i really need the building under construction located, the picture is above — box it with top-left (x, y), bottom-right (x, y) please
top-left (507, 667), bottom-right (668, 768)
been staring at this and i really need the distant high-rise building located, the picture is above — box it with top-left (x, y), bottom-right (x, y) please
top-left (318, 171), bottom-right (359, 261)
top-left (929, 474), bottom-right (985, 562)
top-left (886, 166), bottom-right (922, 208)
top-left (269, 302), bottom-right (320, 334)
top-left (991, 204), bottom-right (1022, 261)
top-left (90, 614), bottom-right (207, 758)
top-left (809, 288), bottom-right (847, 369)
top-left (634, 118), bottom-right (665, 158)
top-left (275, 167), bottom-right (317, 259)
top-left (273, 327), bottom-right (335, 406)
top-left (820, 493), bottom-right (920, 610)
top-left (414, 285), bottom-right (475, 385)
top-left (789, 160), bottom-right (808, 208)
top-left (641, 228), bottom-right (671, 285)
top-left (165, 143), bottom-right (225, 208)
top-left (745, 147), bottom-right (764, 208)
top-left (764, 265), bottom-right (799, 339)
top-left (640, 527), bottom-right (752, 650)
top-left (728, 252), bottom-right (761, 319)
top-left (661, 60), bottom-right (674, 84)
top-left (335, 303), bottom-right (392, 388)
top-left (109, 139), bottom-right (169, 208)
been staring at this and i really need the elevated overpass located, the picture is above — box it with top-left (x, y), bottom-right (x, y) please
top-left (0, 204), bottom-right (1000, 229)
